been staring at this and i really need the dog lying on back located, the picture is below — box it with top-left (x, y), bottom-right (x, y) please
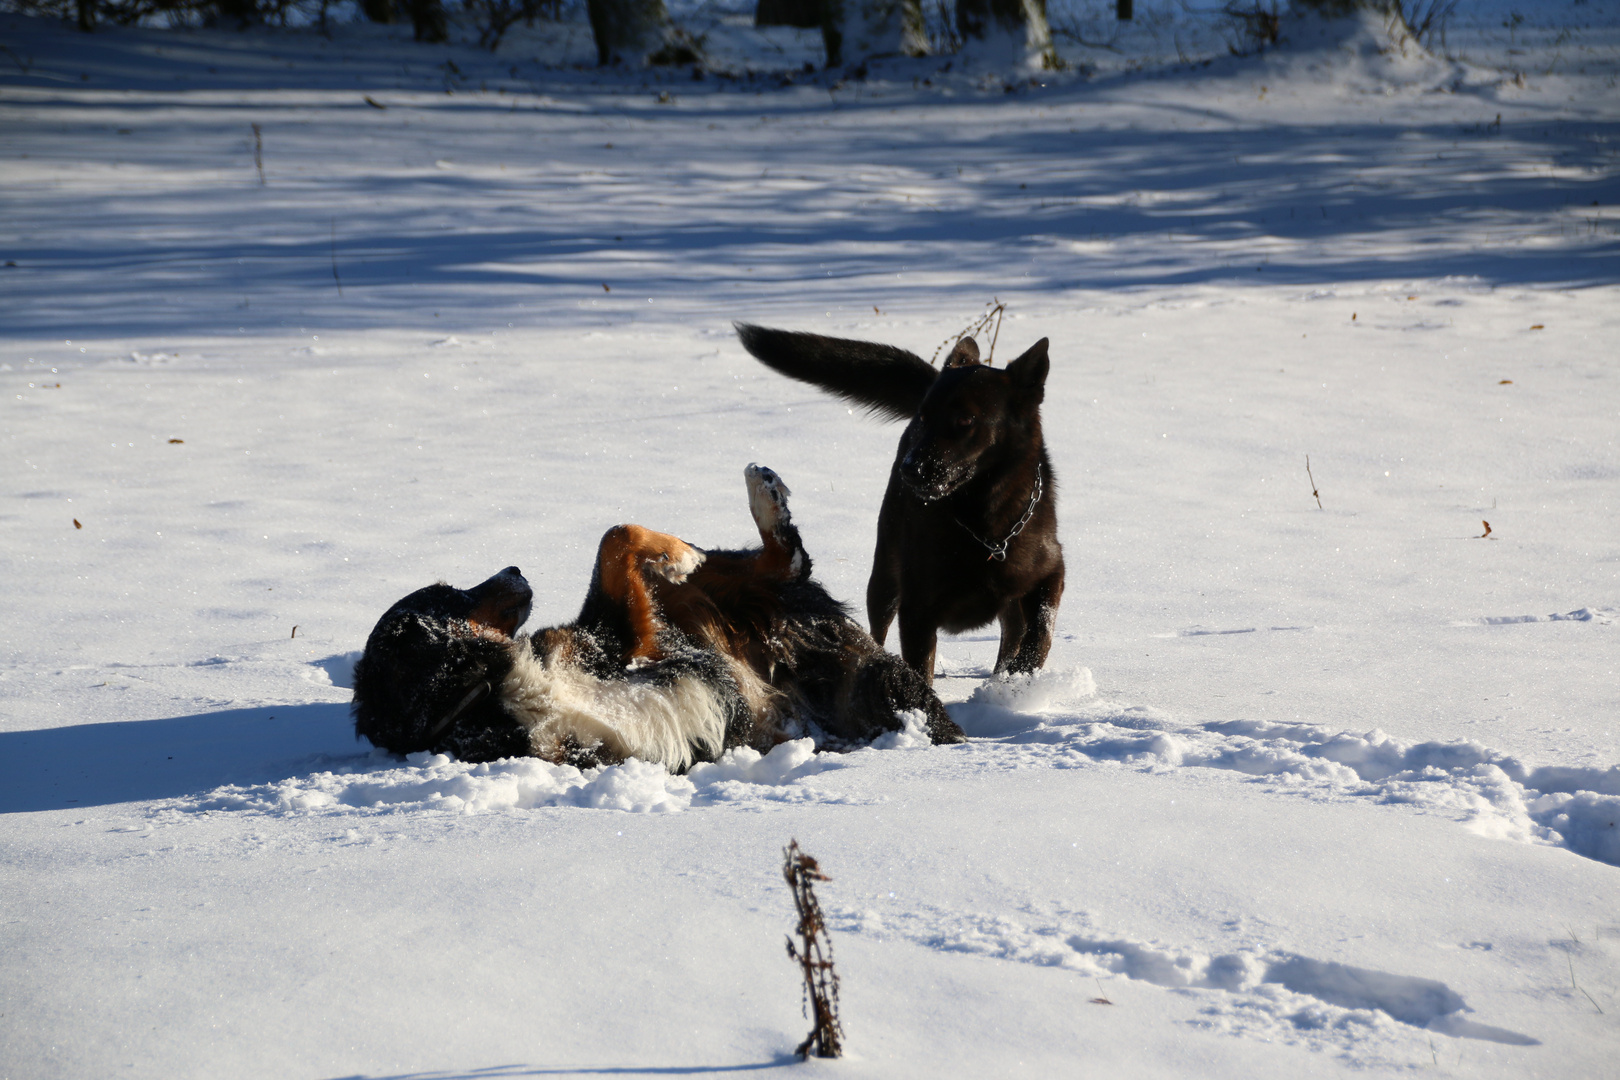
top-left (351, 465), bottom-right (965, 769)
top-left (737, 324), bottom-right (1064, 684)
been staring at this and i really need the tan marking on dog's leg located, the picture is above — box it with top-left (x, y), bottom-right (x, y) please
top-left (534, 626), bottom-right (579, 665)
top-left (596, 524), bottom-right (706, 663)
top-left (644, 533), bottom-right (705, 584)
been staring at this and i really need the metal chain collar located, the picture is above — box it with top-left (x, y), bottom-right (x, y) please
top-left (955, 462), bottom-right (1043, 562)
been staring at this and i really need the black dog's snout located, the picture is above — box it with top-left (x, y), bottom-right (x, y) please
top-left (901, 448), bottom-right (942, 486)
top-left (471, 566), bottom-right (534, 610)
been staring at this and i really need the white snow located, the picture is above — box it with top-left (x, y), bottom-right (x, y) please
top-left (2, 4), bottom-right (1618, 1078)
top-left (170, 737), bottom-right (839, 815)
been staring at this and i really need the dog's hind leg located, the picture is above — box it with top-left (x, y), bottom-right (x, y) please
top-left (595, 524), bottom-right (706, 664)
top-left (998, 565), bottom-right (1065, 675)
top-left (994, 600), bottom-right (1029, 673)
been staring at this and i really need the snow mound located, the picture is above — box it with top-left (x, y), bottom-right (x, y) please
top-left (307, 651), bottom-right (363, 689)
top-left (951, 667), bottom-right (1097, 737)
top-left (169, 738), bottom-right (844, 817)
top-left (1528, 791), bottom-right (1620, 867)
top-left (867, 708), bottom-right (935, 750)
top-left (968, 667), bottom-right (1098, 711)
top-left (685, 737), bottom-right (846, 804)
top-left (1260, 7), bottom-right (1465, 94)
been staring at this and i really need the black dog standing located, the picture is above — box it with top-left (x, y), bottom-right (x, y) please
top-left (737, 324), bottom-right (1064, 684)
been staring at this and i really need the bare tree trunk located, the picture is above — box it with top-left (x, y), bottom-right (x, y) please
top-left (215, 0), bottom-right (262, 27)
top-left (588, 0), bottom-right (674, 64)
top-left (360, 0), bottom-right (398, 22)
top-left (820, 0), bottom-right (925, 67)
top-left (957, 0), bottom-right (1056, 69)
top-left (1292, 0), bottom-right (1416, 40)
top-left (76, 0), bottom-right (95, 31)
top-left (1115, 0), bottom-right (1130, 20)
top-left (407, 0), bottom-right (449, 41)
top-left (1294, 0), bottom-right (1391, 13)
top-left (757, 0), bottom-right (821, 28)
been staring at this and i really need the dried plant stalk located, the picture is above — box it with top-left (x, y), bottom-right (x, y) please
top-left (931, 299), bottom-right (1006, 365)
top-left (783, 840), bottom-right (842, 1060)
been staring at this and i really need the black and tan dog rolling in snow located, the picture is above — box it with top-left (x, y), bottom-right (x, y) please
top-left (737, 324), bottom-right (1064, 684)
top-left (352, 465), bottom-right (964, 769)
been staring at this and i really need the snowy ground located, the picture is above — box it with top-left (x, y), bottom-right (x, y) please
top-left (2, 5), bottom-right (1618, 1078)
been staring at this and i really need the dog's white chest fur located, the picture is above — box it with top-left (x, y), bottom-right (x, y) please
top-left (499, 642), bottom-right (728, 771)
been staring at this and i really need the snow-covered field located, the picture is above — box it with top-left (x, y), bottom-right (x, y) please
top-left (2, 4), bottom-right (1618, 1077)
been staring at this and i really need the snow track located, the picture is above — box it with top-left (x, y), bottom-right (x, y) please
top-left (828, 899), bottom-right (1542, 1056)
top-left (955, 669), bottom-right (1620, 868)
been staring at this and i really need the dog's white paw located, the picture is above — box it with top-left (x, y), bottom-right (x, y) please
top-left (745, 463), bottom-right (793, 532)
top-left (648, 543), bottom-right (705, 583)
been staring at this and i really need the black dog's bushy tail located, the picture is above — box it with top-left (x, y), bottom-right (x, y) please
top-left (735, 323), bottom-right (937, 422)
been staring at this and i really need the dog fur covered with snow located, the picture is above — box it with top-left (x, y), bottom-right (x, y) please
top-left (351, 465), bottom-right (965, 769)
top-left (736, 324), bottom-right (1065, 684)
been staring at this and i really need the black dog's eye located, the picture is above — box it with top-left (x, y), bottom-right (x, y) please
top-left (954, 415), bottom-right (976, 434)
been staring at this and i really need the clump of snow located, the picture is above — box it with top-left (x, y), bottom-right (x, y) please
top-left (969, 666), bottom-right (1098, 711)
top-left (176, 752), bottom-right (695, 814)
top-left (866, 708), bottom-right (934, 750)
top-left (951, 667), bottom-right (1096, 736)
top-left (1528, 791), bottom-right (1620, 867)
top-left (685, 737), bottom-right (824, 784)
top-left (306, 651), bottom-right (363, 689)
top-left (172, 738), bottom-right (843, 817)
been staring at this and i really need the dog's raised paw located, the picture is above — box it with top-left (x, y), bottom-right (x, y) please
top-left (745, 463), bottom-right (793, 532)
top-left (647, 540), bottom-right (705, 583)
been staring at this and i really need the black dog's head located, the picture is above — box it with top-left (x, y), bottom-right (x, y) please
top-left (897, 337), bottom-right (1050, 501)
top-left (351, 567), bottom-right (535, 759)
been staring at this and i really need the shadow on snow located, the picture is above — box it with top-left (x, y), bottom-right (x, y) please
top-left (325, 1059), bottom-right (800, 1079)
top-left (0, 702), bottom-right (361, 813)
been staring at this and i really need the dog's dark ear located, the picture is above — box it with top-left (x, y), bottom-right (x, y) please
top-left (941, 337), bottom-right (981, 369)
top-left (1005, 338), bottom-right (1050, 402)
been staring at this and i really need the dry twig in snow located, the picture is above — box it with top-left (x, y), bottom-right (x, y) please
top-left (783, 840), bottom-right (842, 1059)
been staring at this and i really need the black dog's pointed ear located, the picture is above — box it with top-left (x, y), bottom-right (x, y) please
top-left (1005, 338), bottom-right (1050, 400)
top-left (942, 337), bottom-right (981, 369)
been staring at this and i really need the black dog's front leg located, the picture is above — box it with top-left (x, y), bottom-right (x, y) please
top-left (866, 543), bottom-right (901, 648)
top-left (897, 606), bottom-right (939, 685)
top-left (999, 565), bottom-right (1065, 675)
